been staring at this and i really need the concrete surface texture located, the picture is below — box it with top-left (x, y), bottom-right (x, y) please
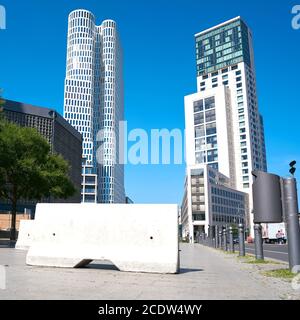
top-left (15, 220), bottom-right (35, 250)
top-left (0, 244), bottom-right (299, 300)
top-left (25, 203), bottom-right (179, 274)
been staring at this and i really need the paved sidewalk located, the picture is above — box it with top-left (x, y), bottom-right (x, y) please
top-left (0, 243), bottom-right (299, 300)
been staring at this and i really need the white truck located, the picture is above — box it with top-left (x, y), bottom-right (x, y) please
top-left (262, 223), bottom-right (287, 244)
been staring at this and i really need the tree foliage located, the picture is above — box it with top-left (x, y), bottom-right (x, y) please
top-left (0, 103), bottom-right (76, 239)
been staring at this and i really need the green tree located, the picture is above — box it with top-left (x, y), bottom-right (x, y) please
top-left (0, 113), bottom-right (76, 240)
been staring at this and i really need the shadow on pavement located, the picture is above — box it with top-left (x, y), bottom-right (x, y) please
top-left (179, 268), bottom-right (203, 274)
top-left (85, 261), bottom-right (120, 271)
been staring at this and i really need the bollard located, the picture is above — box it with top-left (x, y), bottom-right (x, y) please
top-left (229, 226), bottom-right (234, 253)
top-left (225, 227), bottom-right (228, 251)
top-left (282, 177), bottom-right (300, 273)
top-left (215, 225), bottom-right (219, 248)
top-left (221, 227), bottom-right (225, 250)
top-left (254, 223), bottom-right (264, 260)
top-left (223, 227), bottom-right (228, 251)
top-left (218, 230), bottom-right (222, 249)
top-left (238, 224), bottom-right (245, 256)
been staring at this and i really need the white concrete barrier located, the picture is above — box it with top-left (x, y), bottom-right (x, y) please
top-left (15, 220), bottom-right (35, 250)
top-left (26, 203), bottom-right (179, 274)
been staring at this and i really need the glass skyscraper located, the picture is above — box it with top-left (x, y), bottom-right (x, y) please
top-left (182, 17), bottom-right (267, 240)
top-left (63, 9), bottom-right (125, 203)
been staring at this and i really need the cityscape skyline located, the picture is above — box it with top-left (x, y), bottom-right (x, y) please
top-left (0, 0), bottom-right (299, 205)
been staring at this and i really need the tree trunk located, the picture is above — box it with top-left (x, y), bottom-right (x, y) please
top-left (10, 197), bottom-right (17, 241)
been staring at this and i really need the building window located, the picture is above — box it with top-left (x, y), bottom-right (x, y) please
top-left (209, 162), bottom-right (219, 170)
top-left (204, 96), bottom-right (215, 110)
top-left (195, 137), bottom-right (206, 151)
top-left (205, 109), bottom-right (216, 122)
top-left (194, 112), bottom-right (204, 125)
top-left (206, 135), bottom-right (217, 149)
top-left (195, 125), bottom-right (205, 138)
top-left (206, 123), bottom-right (217, 135)
top-left (194, 99), bottom-right (204, 113)
top-left (231, 65), bottom-right (238, 70)
top-left (193, 213), bottom-right (206, 221)
top-left (196, 151), bottom-right (206, 164)
top-left (207, 149), bottom-right (218, 162)
top-left (222, 68), bottom-right (228, 74)
top-left (212, 78), bottom-right (218, 83)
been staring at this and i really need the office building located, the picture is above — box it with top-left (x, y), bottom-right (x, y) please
top-left (1, 100), bottom-right (82, 213)
top-left (181, 165), bottom-right (248, 240)
top-left (182, 17), bottom-right (267, 239)
top-left (63, 9), bottom-right (125, 203)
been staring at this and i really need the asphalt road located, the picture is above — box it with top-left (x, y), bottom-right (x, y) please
top-left (245, 243), bottom-right (289, 262)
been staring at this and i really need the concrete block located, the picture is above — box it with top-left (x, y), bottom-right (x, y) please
top-left (15, 220), bottom-right (35, 250)
top-left (26, 203), bottom-right (179, 274)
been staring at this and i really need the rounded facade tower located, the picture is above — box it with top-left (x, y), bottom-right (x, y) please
top-left (63, 10), bottom-right (125, 203)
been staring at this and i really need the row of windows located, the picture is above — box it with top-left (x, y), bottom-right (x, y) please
top-left (196, 149), bottom-right (218, 163)
top-left (201, 64), bottom-right (239, 80)
top-left (212, 195), bottom-right (244, 208)
top-left (212, 204), bottom-right (245, 216)
top-left (194, 109), bottom-right (216, 125)
top-left (211, 187), bottom-right (244, 201)
top-left (212, 214), bottom-right (244, 224)
top-left (193, 96), bottom-right (215, 113)
top-left (195, 122), bottom-right (217, 138)
top-left (65, 80), bottom-right (92, 88)
top-left (65, 112), bottom-right (91, 122)
top-left (200, 70), bottom-right (242, 91)
top-left (70, 10), bottom-right (94, 19)
top-left (195, 135), bottom-right (217, 152)
top-left (65, 99), bottom-right (92, 108)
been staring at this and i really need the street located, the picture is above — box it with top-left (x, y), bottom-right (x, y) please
top-left (245, 243), bottom-right (289, 262)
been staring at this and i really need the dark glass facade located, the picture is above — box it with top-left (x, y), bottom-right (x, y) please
top-left (196, 18), bottom-right (251, 76)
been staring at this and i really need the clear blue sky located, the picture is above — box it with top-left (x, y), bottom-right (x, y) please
top-left (0, 0), bottom-right (299, 204)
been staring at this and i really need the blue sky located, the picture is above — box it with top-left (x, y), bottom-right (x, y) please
top-left (0, 0), bottom-right (299, 204)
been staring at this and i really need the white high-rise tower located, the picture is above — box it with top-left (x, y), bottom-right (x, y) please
top-left (63, 9), bottom-right (125, 203)
top-left (182, 17), bottom-right (267, 239)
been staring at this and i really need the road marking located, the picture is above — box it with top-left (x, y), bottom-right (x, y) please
top-left (246, 248), bottom-right (288, 255)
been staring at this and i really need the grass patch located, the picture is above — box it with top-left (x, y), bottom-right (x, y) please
top-left (263, 269), bottom-right (296, 280)
top-left (247, 259), bottom-right (272, 264)
top-left (222, 250), bottom-right (238, 255)
top-left (237, 254), bottom-right (253, 260)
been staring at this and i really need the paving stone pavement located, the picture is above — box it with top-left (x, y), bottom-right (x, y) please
top-left (0, 243), bottom-right (299, 300)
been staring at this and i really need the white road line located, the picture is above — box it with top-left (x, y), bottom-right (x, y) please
top-left (246, 248), bottom-right (288, 255)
